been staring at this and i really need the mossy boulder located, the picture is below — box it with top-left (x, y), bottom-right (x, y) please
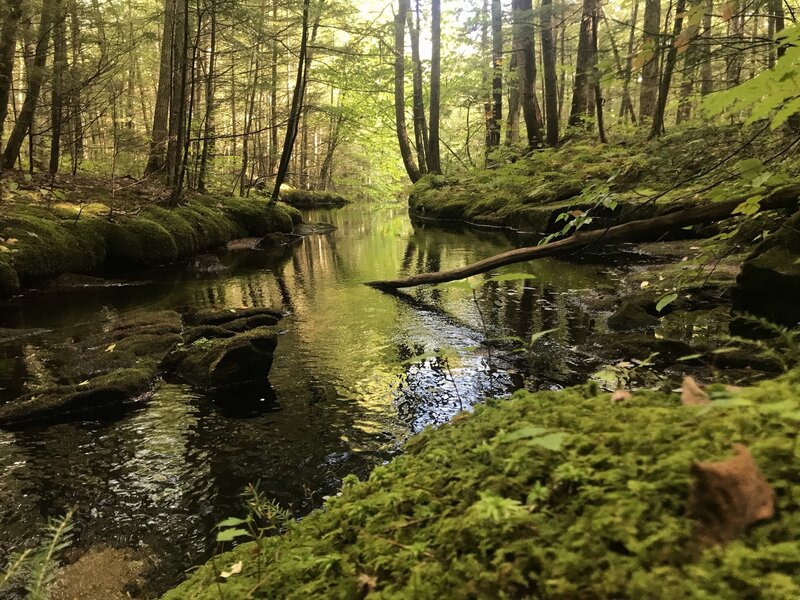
top-left (733, 211), bottom-right (800, 328)
top-left (0, 310), bottom-right (183, 428)
top-left (168, 326), bottom-right (278, 389)
top-left (163, 370), bottom-right (800, 599)
top-left (184, 307), bottom-right (283, 327)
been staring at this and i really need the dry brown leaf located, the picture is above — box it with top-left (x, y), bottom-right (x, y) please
top-left (681, 375), bottom-right (710, 406)
top-left (611, 388), bottom-right (632, 403)
top-left (689, 443), bottom-right (775, 545)
top-left (356, 573), bottom-right (377, 592)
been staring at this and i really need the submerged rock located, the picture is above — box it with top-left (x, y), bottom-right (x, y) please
top-left (184, 306), bottom-right (283, 327)
top-left (607, 302), bottom-right (659, 331)
top-left (189, 254), bottom-right (227, 274)
top-left (0, 311), bottom-right (183, 427)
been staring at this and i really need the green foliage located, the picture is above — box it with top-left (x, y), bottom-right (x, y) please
top-left (164, 370), bottom-right (800, 599)
top-left (702, 26), bottom-right (800, 130)
top-left (0, 509), bottom-right (75, 600)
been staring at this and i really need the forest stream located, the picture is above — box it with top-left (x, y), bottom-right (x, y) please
top-left (0, 203), bottom-right (637, 593)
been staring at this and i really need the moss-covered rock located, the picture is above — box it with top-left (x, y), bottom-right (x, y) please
top-left (168, 326), bottom-right (278, 389)
top-left (733, 211), bottom-right (800, 328)
top-left (163, 370), bottom-right (800, 600)
top-left (0, 311), bottom-right (183, 428)
top-left (281, 189), bottom-right (349, 208)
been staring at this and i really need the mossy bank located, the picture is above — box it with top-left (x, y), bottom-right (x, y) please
top-left (164, 370), bottom-right (800, 599)
top-left (408, 127), bottom-right (797, 235)
top-left (0, 195), bottom-right (302, 297)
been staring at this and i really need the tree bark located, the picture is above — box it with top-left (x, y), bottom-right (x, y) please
top-left (515, 0), bottom-right (543, 149)
top-left (271, 0), bottom-right (321, 202)
top-left (540, 0), bottom-right (559, 144)
top-left (407, 0), bottom-right (428, 173)
top-left (639, 0), bottom-right (661, 125)
top-left (392, 0), bottom-right (421, 183)
top-left (198, 0), bottom-right (216, 193)
top-left (367, 186), bottom-right (800, 290)
top-left (2, 0), bottom-right (56, 170)
top-left (49, 0), bottom-right (67, 175)
top-left (650, 0), bottom-right (685, 138)
top-left (485, 0), bottom-right (503, 152)
top-left (145, 0), bottom-right (176, 176)
top-left (0, 0), bottom-right (22, 153)
top-left (427, 0), bottom-right (442, 174)
top-left (569, 0), bottom-right (596, 128)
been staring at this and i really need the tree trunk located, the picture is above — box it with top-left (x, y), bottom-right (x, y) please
top-left (49, 0), bottom-right (67, 175)
top-left (269, 1), bottom-right (278, 176)
top-left (569, 0), bottom-right (596, 128)
top-left (639, 0), bottom-right (661, 125)
top-left (271, 0), bottom-right (321, 202)
top-left (427, 0), bottom-right (442, 174)
top-left (367, 186), bottom-right (800, 290)
top-left (540, 0), bottom-right (559, 144)
top-left (616, 0), bottom-right (639, 124)
top-left (166, 0), bottom-right (188, 187)
top-left (650, 0), bottom-right (685, 138)
top-left (198, 0), bottom-right (216, 193)
top-left (515, 0), bottom-right (543, 148)
top-left (407, 0), bottom-right (428, 173)
top-left (505, 51), bottom-right (520, 144)
top-left (485, 0), bottom-right (503, 152)
top-left (392, 0), bottom-right (421, 183)
top-left (69, 0), bottom-right (83, 174)
top-left (145, 0), bottom-right (176, 176)
top-left (2, 0), bottom-right (56, 170)
top-left (0, 0), bottom-right (22, 153)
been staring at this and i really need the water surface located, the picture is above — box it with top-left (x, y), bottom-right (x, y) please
top-left (0, 204), bottom-right (620, 592)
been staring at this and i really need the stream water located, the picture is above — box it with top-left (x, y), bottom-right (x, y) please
top-left (0, 204), bottom-right (623, 593)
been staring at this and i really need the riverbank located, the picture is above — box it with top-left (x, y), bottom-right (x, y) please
top-left (0, 186), bottom-right (302, 297)
top-left (407, 126), bottom-right (793, 235)
top-left (164, 368), bottom-right (800, 599)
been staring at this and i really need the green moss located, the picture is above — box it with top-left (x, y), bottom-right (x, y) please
top-left (141, 206), bottom-right (200, 255)
top-left (277, 202), bottom-right (303, 225)
top-left (0, 254), bottom-right (20, 296)
top-left (165, 370), bottom-right (800, 600)
top-left (222, 197), bottom-right (294, 234)
top-left (105, 219), bottom-right (179, 267)
top-left (280, 189), bottom-right (349, 208)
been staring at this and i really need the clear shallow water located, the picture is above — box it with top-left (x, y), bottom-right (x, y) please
top-left (0, 204), bottom-right (620, 593)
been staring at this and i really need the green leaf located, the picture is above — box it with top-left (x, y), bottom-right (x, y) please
top-left (217, 517), bottom-right (247, 528)
top-left (655, 293), bottom-right (678, 313)
top-left (216, 528), bottom-right (250, 542)
top-left (676, 353), bottom-right (703, 362)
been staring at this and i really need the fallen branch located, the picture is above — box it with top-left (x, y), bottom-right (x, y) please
top-left (366, 186), bottom-right (800, 290)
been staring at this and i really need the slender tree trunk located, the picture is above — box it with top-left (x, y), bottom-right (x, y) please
top-left (198, 0), bottom-right (216, 193)
top-left (639, 0), bottom-right (661, 124)
top-left (699, 0), bottom-right (713, 96)
top-left (569, 0), bottom-right (595, 128)
top-left (515, 0), bottom-right (543, 149)
top-left (769, 0), bottom-right (785, 64)
top-left (676, 22), bottom-right (700, 124)
top-left (392, 0), bottom-right (421, 183)
top-left (407, 0), bottom-right (428, 173)
top-left (169, 0), bottom-right (192, 203)
top-left (617, 0), bottom-right (639, 124)
top-left (146, 0), bottom-right (176, 176)
top-left (506, 51), bottom-right (520, 144)
top-left (592, 9), bottom-right (606, 143)
top-left (271, 0), bottom-right (321, 202)
top-left (49, 0), bottom-right (67, 175)
top-left (603, 11), bottom-right (635, 125)
top-left (2, 0), bottom-right (56, 170)
top-left (650, 0), bottom-right (685, 138)
top-left (725, 0), bottom-right (743, 88)
top-left (166, 0), bottom-right (188, 186)
top-left (0, 0), bottom-right (22, 153)
top-left (69, 0), bottom-right (83, 174)
top-left (240, 48), bottom-right (259, 196)
top-left (485, 0), bottom-right (503, 152)
top-left (427, 0), bottom-right (442, 173)
top-left (540, 0), bottom-right (559, 144)
top-left (269, 2), bottom-right (278, 176)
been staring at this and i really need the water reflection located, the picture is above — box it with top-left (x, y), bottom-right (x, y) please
top-left (0, 204), bottom-right (618, 592)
